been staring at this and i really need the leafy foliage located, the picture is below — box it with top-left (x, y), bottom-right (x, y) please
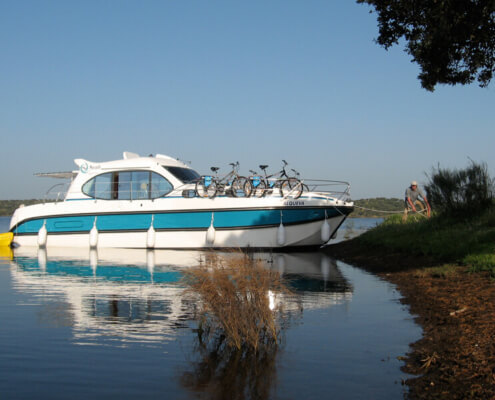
top-left (358, 0), bottom-right (495, 91)
top-left (425, 160), bottom-right (494, 217)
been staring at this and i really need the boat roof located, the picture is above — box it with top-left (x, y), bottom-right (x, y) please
top-left (34, 152), bottom-right (193, 180)
top-left (73, 152), bottom-right (191, 171)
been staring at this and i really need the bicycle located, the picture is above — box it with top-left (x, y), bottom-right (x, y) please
top-left (284, 168), bottom-right (309, 197)
top-left (244, 160), bottom-right (305, 198)
top-left (195, 162), bottom-right (251, 199)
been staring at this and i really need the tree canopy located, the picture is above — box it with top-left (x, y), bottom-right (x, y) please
top-left (358, 0), bottom-right (495, 91)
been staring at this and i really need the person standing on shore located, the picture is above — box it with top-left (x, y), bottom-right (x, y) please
top-left (403, 181), bottom-right (431, 221)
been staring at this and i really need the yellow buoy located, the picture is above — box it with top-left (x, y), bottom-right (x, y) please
top-left (0, 232), bottom-right (13, 247)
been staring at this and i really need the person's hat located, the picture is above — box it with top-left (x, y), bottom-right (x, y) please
top-left (411, 180), bottom-right (418, 186)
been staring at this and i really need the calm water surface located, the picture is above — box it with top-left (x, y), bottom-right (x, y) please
top-left (0, 217), bottom-right (419, 399)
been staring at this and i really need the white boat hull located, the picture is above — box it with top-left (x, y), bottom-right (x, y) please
top-left (12, 215), bottom-right (347, 249)
top-left (10, 196), bottom-right (352, 249)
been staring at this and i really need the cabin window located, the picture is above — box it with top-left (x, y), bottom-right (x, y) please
top-left (82, 171), bottom-right (173, 200)
top-left (151, 172), bottom-right (173, 197)
top-left (82, 173), bottom-right (112, 200)
top-left (163, 166), bottom-right (200, 183)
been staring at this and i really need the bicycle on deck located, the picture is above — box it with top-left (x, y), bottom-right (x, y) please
top-left (244, 160), bottom-right (305, 199)
top-left (195, 162), bottom-right (251, 199)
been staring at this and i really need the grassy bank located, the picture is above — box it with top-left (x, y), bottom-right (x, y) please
top-left (354, 208), bottom-right (495, 276)
top-left (327, 210), bottom-right (495, 399)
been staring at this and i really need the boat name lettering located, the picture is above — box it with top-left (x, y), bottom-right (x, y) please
top-left (80, 163), bottom-right (101, 173)
top-left (283, 201), bottom-right (305, 206)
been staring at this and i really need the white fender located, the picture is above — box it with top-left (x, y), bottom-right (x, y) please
top-left (147, 215), bottom-right (156, 248)
top-left (89, 217), bottom-right (98, 248)
top-left (37, 220), bottom-right (47, 247)
top-left (206, 213), bottom-right (215, 245)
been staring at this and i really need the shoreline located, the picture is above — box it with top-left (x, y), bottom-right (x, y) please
top-left (325, 239), bottom-right (495, 399)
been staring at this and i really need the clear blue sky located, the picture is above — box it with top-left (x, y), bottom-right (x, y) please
top-left (1, 0), bottom-right (493, 200)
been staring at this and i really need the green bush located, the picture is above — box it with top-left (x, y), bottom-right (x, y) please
top-left (425, 160), bottom-right (494, 217)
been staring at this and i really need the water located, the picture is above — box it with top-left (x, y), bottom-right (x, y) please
top-left (0, 216), bottom-right (419, 399)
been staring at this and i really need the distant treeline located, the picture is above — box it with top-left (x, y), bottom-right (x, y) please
top-left (0, 197), bottom-right (405, 218)
top-left (352, 197), bottom-right (404, 218)
top-left (0, 200), bottom-right (44, 216)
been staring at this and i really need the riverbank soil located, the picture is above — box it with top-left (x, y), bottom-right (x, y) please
top-left (326, 240), bottom-right (495, 399)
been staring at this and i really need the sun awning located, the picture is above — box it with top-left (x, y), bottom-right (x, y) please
top-left (34, 171), bottom-right (77, 179)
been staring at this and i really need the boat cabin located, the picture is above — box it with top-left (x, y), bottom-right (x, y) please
top-left (63, 152), bottom-right (200, 201)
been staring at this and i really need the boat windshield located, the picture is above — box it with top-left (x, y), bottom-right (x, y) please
top-left (163, 166), bottom-right (200, 183)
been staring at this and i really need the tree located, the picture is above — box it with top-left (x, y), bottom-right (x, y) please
top-left (358, 0), bottom-right (495, 91)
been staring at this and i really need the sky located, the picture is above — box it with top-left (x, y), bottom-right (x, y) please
top-left (1, 0), bottom-right (493, 200)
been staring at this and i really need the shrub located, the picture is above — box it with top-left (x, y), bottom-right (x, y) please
top-left (425, 160), bottom-right (494, 217)
top-left (182, 253), bottom-right (290, 352)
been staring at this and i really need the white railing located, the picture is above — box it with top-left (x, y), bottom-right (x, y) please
top-left (42, 179), bottom-right (351, 202)
top-left (302, 179), bottom-right (351, 201)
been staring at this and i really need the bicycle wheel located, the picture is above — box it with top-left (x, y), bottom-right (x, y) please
top-left (195, 177), bottom-right (217, 198)
top-left (244, 179), bottom-right (254, 197)
top-left (206, 181), bottom-right (218, 198)
top-left (280, 178), bottom-right (303, 199)
top-left (252, 179), bottom-right (267, 198)
top-left (231, 177), bottom-right (249, 197)
top-left (195, 178), bottom-right (207, 197)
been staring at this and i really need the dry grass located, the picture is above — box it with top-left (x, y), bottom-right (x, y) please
top-left (182, 252), bottom-right (290, 352)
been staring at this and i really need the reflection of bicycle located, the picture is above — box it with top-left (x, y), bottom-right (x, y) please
top-left (245, 160), bottom-right (304, 198)
top-left (195, 162), bottom-right (251, 198)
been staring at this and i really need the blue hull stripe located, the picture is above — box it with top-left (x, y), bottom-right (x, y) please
top-left (13, 208), bottom-right (348, 234)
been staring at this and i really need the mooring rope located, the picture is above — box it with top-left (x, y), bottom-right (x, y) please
top-left (353, 205), bottom-right (404, 214)
top-left (353, 204), bottom-right (428, 217)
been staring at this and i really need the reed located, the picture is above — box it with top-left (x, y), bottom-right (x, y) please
top-left (182, 252), bottom-right (290, 352)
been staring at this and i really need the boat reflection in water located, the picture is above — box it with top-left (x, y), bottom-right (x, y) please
top-left (10, 247), bottom-right (352, 347)
top-left (9, 248), bottom-right (352, 399)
